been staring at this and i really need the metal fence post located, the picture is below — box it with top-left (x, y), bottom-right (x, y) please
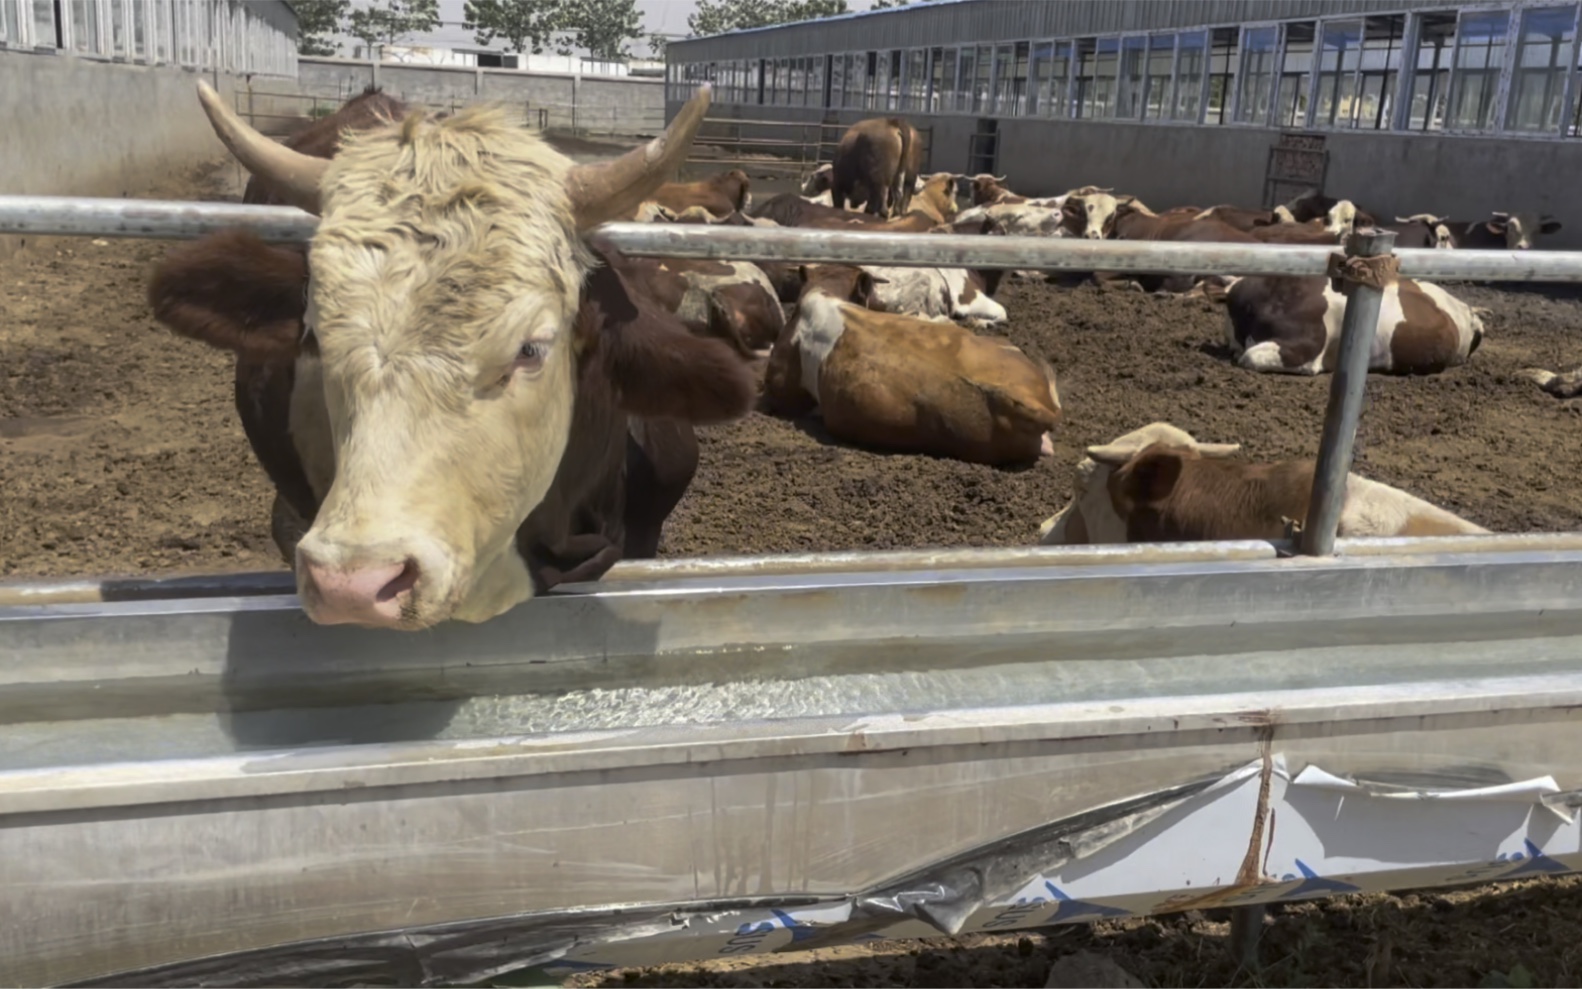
top-left (1299, 228), bottom-right (1399, 557)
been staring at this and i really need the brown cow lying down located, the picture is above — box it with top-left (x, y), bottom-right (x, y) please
top-left (765, 265), bottom-right (1061, 466)
top-left (147, 82), bottom-right (755, 631)
top-left (636, 167), bottom-right (752, 219)
top-left (1037, 422), bottom-right (1489, 545)
top-left (612, 253), bottom-right (785, 358)
top-left (1224, 273), bottom-right (1487, 376)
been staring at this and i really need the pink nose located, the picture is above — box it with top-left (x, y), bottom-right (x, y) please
top-left (297, 556), bottom-right (419, 627)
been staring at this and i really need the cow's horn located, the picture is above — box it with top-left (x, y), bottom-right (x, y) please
top-left (1196, 442), bottom-right (1241, 458)
top-left (195, 79), bottom-right (327, 215)
top-left (566, 84), bottom-right (711, 230)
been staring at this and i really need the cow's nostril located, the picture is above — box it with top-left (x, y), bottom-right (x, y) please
top-left (379, 559), bottom-right (420, 602)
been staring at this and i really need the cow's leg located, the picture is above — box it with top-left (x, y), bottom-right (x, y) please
top-left (623, 417), bottom-right (699, 558)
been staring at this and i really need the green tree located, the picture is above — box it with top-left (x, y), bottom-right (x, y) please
top-left (346, 0), bottom-right (441, 51)
top-left (647, 32), bottom-right (669, 58)
top-left (295, 0), bottom-right (350, 56)
top-left (461, 0), bottom-right (560, 56)
top-left (687, 0), bottom-right (848, 37)
top-left (557, 0), bottom-right (644, 60)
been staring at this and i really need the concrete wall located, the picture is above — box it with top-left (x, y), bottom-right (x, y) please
top-left (669, 100), bottom-right (1582, 250)
top-left (299, 57), bottom-right (665, 136)
top-left (0, 50), bottom-right (301, 258)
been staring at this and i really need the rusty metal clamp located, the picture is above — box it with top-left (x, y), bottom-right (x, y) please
top-left (1326, 251), bottom-right (1400, 294)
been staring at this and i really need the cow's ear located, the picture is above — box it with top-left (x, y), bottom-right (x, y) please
top-left (579, 253), bottom-right (755, 425)
top-left (147, 229), bottom-right (307, 361)
top-left (1542, 217), bottom-right (1563, 234)
top-left (1121, 450), bottom-right (1184, 505)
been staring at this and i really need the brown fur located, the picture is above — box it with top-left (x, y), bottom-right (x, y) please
top-left (768, 266), bottom-right (1059, 466)
top-left (241, 86), bottom-right (409, 207)
top-left (1195, 205), bottom-right (1279, 232)
top-left (1390, 280), bottom-right (1466, 373)
top-left (831, 117), bottom-right (922, 219)
top-left (1108, 444), bottom-right (1316, 542)
top-left (1250, 220), bottom-right (1341, 244)
top-left (1224, 276), bottom-right (1333, 371)
top-left (971, 175), bottom-right (1022, 206)
top-left (146, 229), bottom-right (308, 361)
top-left (645, 168), bottom-right (752, 218)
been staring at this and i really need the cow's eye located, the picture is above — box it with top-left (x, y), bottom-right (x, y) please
top-left (515, 341), bottom-right (548, 374)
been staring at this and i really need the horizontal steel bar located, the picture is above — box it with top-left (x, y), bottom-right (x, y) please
top-left (6, 196), bottom-right (1582, 281)
top-left (0, 195), bottom-right (316, 242)
top-left (7, 534), bottom-right (1579, 608)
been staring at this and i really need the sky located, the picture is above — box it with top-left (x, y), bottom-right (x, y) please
top-left (334, 1), bottom-right (884, 57)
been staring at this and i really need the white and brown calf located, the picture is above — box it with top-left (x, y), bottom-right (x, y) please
top-left (1038, 422), bottom-right (1489, 545)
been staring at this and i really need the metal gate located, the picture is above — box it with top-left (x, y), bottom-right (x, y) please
top-left (1263, 131), bottom-right (1329, 208)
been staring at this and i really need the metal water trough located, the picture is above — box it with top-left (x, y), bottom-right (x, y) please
top-left (4, 194), bottom-right (1582, 987)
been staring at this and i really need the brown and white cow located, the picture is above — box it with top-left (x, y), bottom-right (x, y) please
top-left (1037, 422), bottom-right (1488, 545)
top-left (861, 263), bottom-right (1008, 326)
top-left (1455, 211), bottom-right (1563, 250)
top-left (622, 254), bottom-right (785, 358)
top-left (953, 201), bottom-right (1067, 238)
top-left (147, 81), bottom-right (756, 631)
top-left (831, 116), bottom-right (923, 219)
top-left (1247, 200), bottom-right (1358, 244)
top-left (1223, 273), bottom-right (1487, 376)
top-left (1385, 214), bottom-right (1458, 250)
top-left (1522, 366), bottom-right (1582, 398)
top-left (765, 265), bottom-right (1060, 466)
top-left (638, 167), bottom-right (752, 220)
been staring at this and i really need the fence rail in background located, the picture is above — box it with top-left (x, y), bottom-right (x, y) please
top-left (685, 118), bottom-right (933, 177)
top-left (3, 195), bottom-right (1579, 282)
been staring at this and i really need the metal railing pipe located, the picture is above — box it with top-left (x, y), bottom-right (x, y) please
top-left (1300, 228), bottom-right (1399, 556)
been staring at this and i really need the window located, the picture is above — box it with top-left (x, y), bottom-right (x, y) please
top-left (31, 0), bottom-right (56, 47)
top-left (1407, 12), bottom-right (1455, 130)
top-left (828, 52), bottom-right (844, 107)
top-left (0, 0), bottom-right (17, 45)
top-left (1508, 5), bottom-right (1577, 132)
top-left (971, 44), bottom-right (992, 112)
top-left (931, 47), bottom-right (955, 112)
top-left (954, 46), bottom-right (974, 112)
top-left (1205, 27), bottom-right (1239, 123)
top-left (70, 0), bottom-right (98, 52)
top-left (905, 48), bottom-right (927, 110)
top-left (1075, 37), bottom-right (1119, 118)
top-left (156, 0), bottom-right (171, 62)
top-left (1355, 15), bottom-right (1407, 130)
top-left (1448, 9), bottom-right (1510, 129)
top-left (1277, 22), bottom-right (1314, 127)
top-left (132, 0), bottom-right (145, 58)
top-left (887, 49), bottom-right (902, 110)
top-left (1173, 30), bottom-right (1207, 121)
top-left (862, 51), bottom-right (879, 109)
top-left (996, 41), bottom-right (1028, 113)
top-left (1236, 25), bottom-right (1277, 124)
top-left (1143, 34), bottom-right (1175, 119)
top-left (1117, 35), bottom-right (1145, 118)
top-left (1315, 20), bottom-right (1362, 126)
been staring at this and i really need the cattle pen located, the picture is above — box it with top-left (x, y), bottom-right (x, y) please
top-left (7, 192), bottom-right (1582, 988)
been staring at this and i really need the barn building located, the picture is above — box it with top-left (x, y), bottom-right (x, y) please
top-left (664, 0), bottom-right (1576, 245)
top-left (0, 0), bottom-right (298, 256)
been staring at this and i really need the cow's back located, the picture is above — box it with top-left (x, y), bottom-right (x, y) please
top-left (820, 308), bottom-right (1058, 464)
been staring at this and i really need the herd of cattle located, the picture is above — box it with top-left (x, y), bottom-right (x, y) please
top-left (140, 84), bottom-right (1548, 630)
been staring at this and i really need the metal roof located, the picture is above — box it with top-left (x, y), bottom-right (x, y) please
top-left (668, 0), bottom-right (1469, 60)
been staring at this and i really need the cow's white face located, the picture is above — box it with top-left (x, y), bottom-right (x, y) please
top-left (1067, 193), bottom-right (1121, 239)
top-left (1324, 200), bottom-right (1357, 239)
top-left (294, 113), bottom-right (588, 629)
top-left (1037, 423), bottom-right (1240, 545)
top-left (1489, 211), bottom-right (1562, 249)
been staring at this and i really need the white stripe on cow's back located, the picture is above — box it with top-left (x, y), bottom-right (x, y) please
top-left (790, 290), bottom-right (850, 405)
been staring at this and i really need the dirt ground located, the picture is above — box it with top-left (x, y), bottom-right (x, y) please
top-left (5, 158), bottom-right (1582, 987)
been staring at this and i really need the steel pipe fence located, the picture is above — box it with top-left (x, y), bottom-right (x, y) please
top-left (5, 195), bottom-right (1582, 281)
top-left (4, 192), bottom-right (1580, 560)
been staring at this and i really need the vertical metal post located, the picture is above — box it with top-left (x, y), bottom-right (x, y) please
top-left (1299, 228), bottom-right (1398, 556)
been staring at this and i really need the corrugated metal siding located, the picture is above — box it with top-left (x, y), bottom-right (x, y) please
top-left (669, 0), bottom-right (1460, 60)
